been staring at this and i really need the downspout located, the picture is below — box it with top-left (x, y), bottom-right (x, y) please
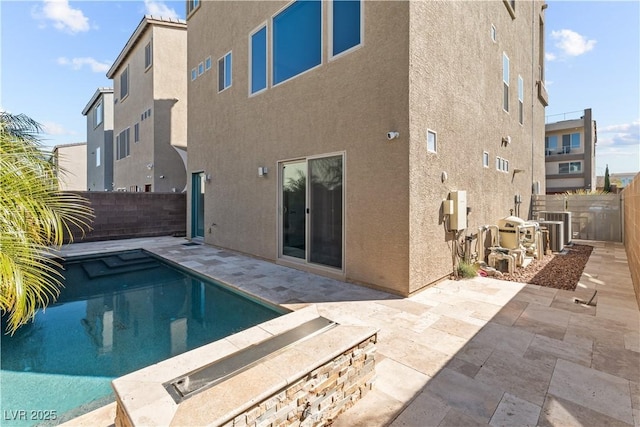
top-left (531, 0), bottom-right (537, 209)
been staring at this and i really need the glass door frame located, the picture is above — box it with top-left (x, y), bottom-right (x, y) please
top-left (191, 171), bottom-right (205, 239)
top-left (277, 151), bottom-right (345, 273)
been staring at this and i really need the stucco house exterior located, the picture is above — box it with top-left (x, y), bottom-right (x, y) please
top-left (186, 0), bottom-right (548, 296)
top-left (545, 108), bottom-right (597, 194)
top-left (52, 142), bottom-right (87, 191)
top-left (82, 87), bottom-right (114, 191)
top-left (106, 15), bottom-right (188, 193)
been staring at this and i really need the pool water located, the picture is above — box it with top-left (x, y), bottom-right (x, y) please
top-left (1, 250), bottom-right (285, 426)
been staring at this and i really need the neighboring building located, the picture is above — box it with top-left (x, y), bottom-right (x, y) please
top-left (596, 172), bottom-right (639, 192)
top-left (52, 142), bottom-right (87, 191)
top-left (106, 15), bottom-right (188, 193)
top-left (82, 87), bottom-right (114, 191)
top-left (186, 0), bottom-right (548, 296)
top-left (545, 108), bottom-right (597, 194)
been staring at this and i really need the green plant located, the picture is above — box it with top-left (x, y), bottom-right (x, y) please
top-left (457, 261), bottom-right (478, 279)
top-left (0, 112), bottom-right (93, 334)
top-left (604, 164), bottom-right (611, 192)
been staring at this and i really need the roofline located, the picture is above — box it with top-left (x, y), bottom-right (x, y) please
top-left (52, 142), bottom-right (87, 151)
top-left (106, 15), bottom-right (187, 78)
top-left (81, 87), bottom-right (113, 116)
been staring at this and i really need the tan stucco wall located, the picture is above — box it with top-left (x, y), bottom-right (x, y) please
top-left (188, 1), bottom-right (411, 293)
top-left (111, 21), bottom-right (187, 192)
top-left (407, 0), bottom-right (547, 293)
top-left (56, 144), bottom-right (87, 191)
top-left (187, 0), bottom-right (547, 296)
top-left (152, 24), bottom-right (188, 193)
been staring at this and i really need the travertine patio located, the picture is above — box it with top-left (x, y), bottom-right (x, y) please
top-left (60, 237), bottom-right (639, 426)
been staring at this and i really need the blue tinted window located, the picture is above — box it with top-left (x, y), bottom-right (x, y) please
top-left (333, 0), bottom-right (361, 56)
top-left (273, 0), bottom-right (321, 85)
top-left (218, 52), bottom-right (232, 91)
top-left (224, 52), bottom-right (232, 88)
top-left (251, 26), bottom-right (267, 94)
top-left (571, 133), bottom-right (580, 149)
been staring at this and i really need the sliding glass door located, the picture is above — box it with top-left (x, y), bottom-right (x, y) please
top-left (280, 154), bottom-right (343, 270)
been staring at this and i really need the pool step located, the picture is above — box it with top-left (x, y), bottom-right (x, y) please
top-left (82, 257), bottom-right (159, 279)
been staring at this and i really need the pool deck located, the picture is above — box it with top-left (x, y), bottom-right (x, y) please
top-left (59, 237), bottom-right (639, 427)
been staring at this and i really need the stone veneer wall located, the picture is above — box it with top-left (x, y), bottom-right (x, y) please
top-left (623, 174), bottom-right (640, 309)
top-left (115, 334), bottom-right (376, 427)
top-left (63, 191), bottom-right (186, 243)
top-left (223, 336), bottom-right (376, 427)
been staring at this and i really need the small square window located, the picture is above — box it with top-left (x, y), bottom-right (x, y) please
top-left (134, 123), bottom-right (140, 143)
top-left (426, 129), bottom-right (437, 153)
top-left (483, 151), bottom-right (489, 168)
top-left (491, 25), bottom-right (497, 42)
top-left (191, 68), bottom-right (197, 81)
top-left (205, 56), bottom-right (212, 71)
top-left (198, 62), bottom-right (204, 76)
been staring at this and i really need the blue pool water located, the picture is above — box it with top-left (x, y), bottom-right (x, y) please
top-left (1, 250), bottom-right (285, 426)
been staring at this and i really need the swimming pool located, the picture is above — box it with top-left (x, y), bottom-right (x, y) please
top-left (1, 250), bottom-right (286, 426)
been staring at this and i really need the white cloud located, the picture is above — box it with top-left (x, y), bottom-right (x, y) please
top-left (57, 56), bottom-right (111, 73)
top-left (550, 29), bottom-right (596, 57)
top-left (34, 0), bottom-right (90, 34)
top-left (545, 52), bottom-right (557, 62)
top-left (144, 0), bottom-right (179, 20)
top-left (42, 121), bottom-right (76, 136)
top-left (597, 120), bottom-right (640, 149)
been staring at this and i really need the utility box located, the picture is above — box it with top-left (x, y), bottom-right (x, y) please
top-left (449, 190), bottom-right (467, 230)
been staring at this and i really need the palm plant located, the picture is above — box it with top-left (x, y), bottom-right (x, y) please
top-left (0, 112), bottom-right (93, 334)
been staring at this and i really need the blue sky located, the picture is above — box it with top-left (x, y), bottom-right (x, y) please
top-left (1, 0), bottom-right (638, 175)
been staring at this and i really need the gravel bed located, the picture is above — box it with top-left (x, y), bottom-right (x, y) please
top-left (497, 244), bottom-right (593, 291)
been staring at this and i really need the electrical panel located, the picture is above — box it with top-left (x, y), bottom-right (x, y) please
top-left (449, 190), bottom-right (467, 230)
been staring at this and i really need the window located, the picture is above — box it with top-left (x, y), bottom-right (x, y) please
top-left (545, 135), bottom-right (558, 155)
top-left (496, 156), bottom-right (509, 172)
top-left (426, 129), bottom-right (437, 153)
top-left (561, 133), bottom-right (580, 154)
top-left (96, 146), bottom-right (101, 167)
top-left (218, 51), bottom-right (232, 92)
top-left (518, 75), bottom-right (524, 124)
top-left (205, 56), bottom-right (212, 71)
top-left (571, 133), bottom-right (580, 149)
top-left (483, 151), bottom-right (489, 167)
top-left (491, 24), bottom-right (497, 42)
top-left (273, 0), bottom-right (322, 85)
top-left (145, 41), bottom-right (152, 69)
top-left (250, 25), bottom-right (268, 95)
top-left (198, 62), bottom-right (204, 76)
top-left (134, 123), bottom-right (140, 143)
top-left (147, 108), bottom-right (151, 117)
top-left (94, 101), bottom-right (103, 128)
top-left (120, 65), bottom-right (129, 100)
top-left (191, 68), bottom-right (197, 81)
top-left (187, 0), bottom-right (200, 15)
top-left (559, 161), bottom-right (582, 174)
top-left (502, 53), bottom-right (509, 112)
top-left (331, 0), bottom-right (362, 58)
top-left (116, 128), bottom-right (130, 160)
